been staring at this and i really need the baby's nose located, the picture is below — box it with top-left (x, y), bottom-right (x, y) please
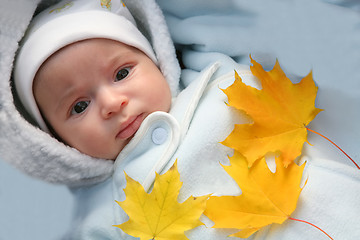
top-left (99, 88), bottom-right (128, 118)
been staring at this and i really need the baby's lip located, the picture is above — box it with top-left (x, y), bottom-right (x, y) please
top-left (116, 114), bottom-right (144, 139)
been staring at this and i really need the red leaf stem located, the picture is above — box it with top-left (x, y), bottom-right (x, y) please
top-left (306, 127), bottom-right (360, 170)
top-left (289, 217), bottom-right (333, 240)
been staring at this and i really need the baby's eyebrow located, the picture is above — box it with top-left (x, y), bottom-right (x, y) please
top-left (107, 50), bottom-right (133, 68)
top-left (56, 85), bottom-right (78, 112)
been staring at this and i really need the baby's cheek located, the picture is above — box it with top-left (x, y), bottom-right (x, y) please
top-left (80, 135), bottom-right (126, 160)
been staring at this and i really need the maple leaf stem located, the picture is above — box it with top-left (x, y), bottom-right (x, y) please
top-left (306, 127), bottom-right (360, 170)
top-left (289, 217), bottom-right (333, 240)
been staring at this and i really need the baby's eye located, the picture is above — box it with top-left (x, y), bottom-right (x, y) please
top-left (71, 100), bottom-right (90, 115)
top-left (115, 67), bottom-right (131, 81)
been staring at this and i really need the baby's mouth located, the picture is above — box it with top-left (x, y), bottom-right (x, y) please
top-left (116, 114), bottom-right (144, 139)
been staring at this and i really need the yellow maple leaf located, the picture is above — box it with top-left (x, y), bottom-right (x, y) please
top-left (114, 161), bottom-right (209, 240)
top-left (222, 57), bottom-right (322, 167)
top-left (204, 152), bottom-right (306, 238)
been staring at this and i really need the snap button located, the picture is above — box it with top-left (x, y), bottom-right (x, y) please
top-left (152, 127), bottom-right (168, 145)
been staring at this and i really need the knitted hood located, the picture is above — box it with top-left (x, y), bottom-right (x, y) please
top-left (0, 0), bottom-right (180, 187)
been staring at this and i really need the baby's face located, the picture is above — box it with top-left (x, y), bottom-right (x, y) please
top-left (33, 38), bottom-right (171, 159)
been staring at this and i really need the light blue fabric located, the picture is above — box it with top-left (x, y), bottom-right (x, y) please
top-left (156, 0), bottom-right (360, 166)
top-left (0, 160), bottom-right (73, 240)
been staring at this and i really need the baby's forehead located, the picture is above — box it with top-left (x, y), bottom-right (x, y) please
top-left (42, 39), bottom-right (137, 66)
top-left (34, 39), bottom-right (134, 89)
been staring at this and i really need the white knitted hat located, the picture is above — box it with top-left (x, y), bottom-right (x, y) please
top-left (14, 0), bottom-right (158, 132)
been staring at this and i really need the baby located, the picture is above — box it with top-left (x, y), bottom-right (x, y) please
top-left (15, 0), bottom-right (172, 160)
top-left (12, 0), bottom-right (360, 239)
top-left (32, 38), bottom-right (171, 160)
